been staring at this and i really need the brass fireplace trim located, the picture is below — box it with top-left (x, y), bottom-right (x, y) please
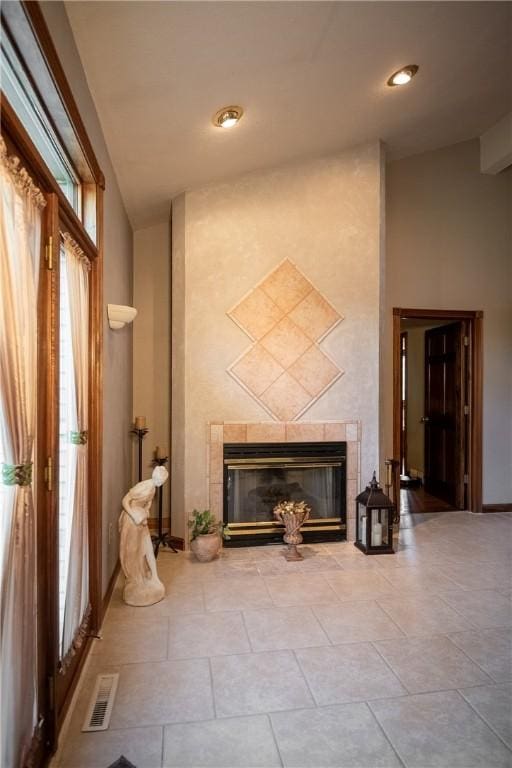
top-left (226, 523), bottom-right (347, 536)
top-left (225, 456), bottom-right (345, 466)
top-left (226, 517), bottom-right (341, 528)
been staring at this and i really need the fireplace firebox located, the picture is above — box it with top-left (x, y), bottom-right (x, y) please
top-left (223, 442), bottom-right (346, 546)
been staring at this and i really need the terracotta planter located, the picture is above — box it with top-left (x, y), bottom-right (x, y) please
top-left (190, 532), bottom-right (221, 562)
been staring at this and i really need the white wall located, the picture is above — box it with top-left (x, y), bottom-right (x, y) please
top-left (384, 139), bottom-right (512, 505)
top-left (133, 222), bottom-right (171, 520)
top-left (41, 2), bottom-right (134, 593)
top-left (172, 143), bottom-right (385, 540)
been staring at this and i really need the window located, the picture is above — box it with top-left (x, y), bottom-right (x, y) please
top-left (58, 244), bottom-right (77, 648)
top-left (1, 30), bottom-right (81, 211)
top-left (0, 2), bottom-right (104, 764)
top-left (1, 1), bottom-right (101, 242)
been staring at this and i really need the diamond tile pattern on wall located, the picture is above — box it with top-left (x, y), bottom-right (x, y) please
top-left (227, 259), bottom-right (343, 421)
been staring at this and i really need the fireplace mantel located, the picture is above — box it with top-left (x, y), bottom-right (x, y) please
top-left (207, 421), bottom-right (361, 543)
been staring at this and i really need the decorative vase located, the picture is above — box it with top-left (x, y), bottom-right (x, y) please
top-left (273, 501), bottom-right (311, 561)
top-left (190, 532), bottom-right (222, 562)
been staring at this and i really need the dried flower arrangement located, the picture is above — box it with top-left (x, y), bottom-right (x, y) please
top-left (273, 500), bottom-right (311, 517)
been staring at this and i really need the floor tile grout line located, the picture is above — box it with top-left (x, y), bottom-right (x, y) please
top-left (240, 609), bottom-right (256, 653)
top-left (266, 713), bottom-right (285, 768)
top-left (367, 640), bottom-right (411, 695)
top-left (290, 648), bottom-right (320, 707)
top-left (447, 626), bottom-right (512, 678)
top-left (456, 688), bottom-right (512, 754)
top-left (309, 604), bottom-right (335, 646)
top-left (363, 700), bottom-right (408, 768)
top-left (439, 634), bottom-right (497, 683)
top-left (207, 657), bottom-right (218, 719)
top-left (374, 597), bottom-right (416, 638)
top-left (159, 724), bottom-right (165, 768)
top-left (436, 591), bottom-right (497, 631)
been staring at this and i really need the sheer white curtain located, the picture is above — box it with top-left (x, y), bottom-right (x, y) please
top-left (60, 233), bottom-right (90, 661)
top-left (0, 136), bottom-right (45, 768)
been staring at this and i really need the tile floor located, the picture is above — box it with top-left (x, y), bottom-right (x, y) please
top-left (54, 511), bottom-right (512, 768)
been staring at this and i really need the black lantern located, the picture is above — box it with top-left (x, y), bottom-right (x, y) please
top-left (355, 472), bottom-right (394, 555)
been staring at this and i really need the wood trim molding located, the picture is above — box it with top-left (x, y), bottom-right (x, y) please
top-left (89, 185), bottom-right (104, 632)
top-left (482, 503), bottom-right (512, 513)
top-left (21, 1), bottom-right (104, 188)
top-left (471, 315), bottom-right (483, 514)
top-left (394, 308), bottom-right (484, 320)
top-left (392, 307), bottom-right (483, 515)
top-left (392, 310), bottom-right (402, 514)
top-left (102, 560), bottom-right (120, 617)
top-left (0, 96), bottom-right (99, 262)
top-left (36, 192), bottom-right (60, 752)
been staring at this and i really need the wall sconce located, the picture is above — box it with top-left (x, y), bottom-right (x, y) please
top-left (107, 304), bottom-right (137, 330)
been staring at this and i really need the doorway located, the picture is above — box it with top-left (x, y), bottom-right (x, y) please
top-left (393, 309), bottom-right (483, 516)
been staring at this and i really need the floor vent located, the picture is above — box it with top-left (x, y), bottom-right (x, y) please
top-left (107, 757), bottom-right (136, 768)
top-left (82, 673), bottom-right (119, 732)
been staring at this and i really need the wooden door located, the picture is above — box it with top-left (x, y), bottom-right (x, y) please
top-left (424, 322), bottom-right (466, 508)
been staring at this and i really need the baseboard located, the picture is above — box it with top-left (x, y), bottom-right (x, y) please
top-left (482, 503), bottom-right (512, 513)
top-left (102, 559), bottom-right (120, 618)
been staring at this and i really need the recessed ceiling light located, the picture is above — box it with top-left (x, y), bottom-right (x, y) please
top-left (387, 65), bottom-right (419, 87)
top-left (213, 105), bottom-right (244, 128)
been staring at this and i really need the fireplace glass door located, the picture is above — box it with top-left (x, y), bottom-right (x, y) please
top-left (224, 442), bottom-right (346, 544)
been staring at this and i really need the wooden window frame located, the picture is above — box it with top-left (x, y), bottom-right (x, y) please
top-left (393, 308), bottom-right (483, 516)
top-left (1, 1), bottom-right (104, 758)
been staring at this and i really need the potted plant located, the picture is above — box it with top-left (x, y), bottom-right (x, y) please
top-left (188, 509), bottom-right (226, 562)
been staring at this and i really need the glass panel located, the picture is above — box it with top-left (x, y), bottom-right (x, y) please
top-left (58, 246), bottom-right (77, 652)
top-left (227, 464), bottom-right (341, 525)
top-left (358, 504), bottom-right (368, 546)
top-left (371, 508), bottom-right (389, 547)
top-left (0, 32), bottom-right (81, 211)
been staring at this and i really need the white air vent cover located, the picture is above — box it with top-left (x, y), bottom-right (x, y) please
top-left (82, 673), bottom-right (119, 732)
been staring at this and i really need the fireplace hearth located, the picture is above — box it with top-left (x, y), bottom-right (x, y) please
top-left (223, 442), bottom-right (346, 545)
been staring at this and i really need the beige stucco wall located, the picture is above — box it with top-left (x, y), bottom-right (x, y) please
top-left (384, 139), bottom-right (512, 505)
top-left (133, 222), bottom-right (171, 520)
top-left (172, 143), bottom-right (384, 540)
top-left (41, 2), bottom-right (134, 594)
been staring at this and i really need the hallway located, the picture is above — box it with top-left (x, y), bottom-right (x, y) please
top-left (53, 512), bottom-right (512, 768)
top-left (400, 487), bottom-right (455, 515)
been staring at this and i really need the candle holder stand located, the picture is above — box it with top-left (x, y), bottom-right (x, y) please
top-left (151, 455), bottom-right (177, 556)
top-left (130, 426), bottom-right (149, 482)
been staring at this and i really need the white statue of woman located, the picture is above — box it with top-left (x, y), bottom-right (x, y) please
top-left (119, 466), bottom-right (168, 606)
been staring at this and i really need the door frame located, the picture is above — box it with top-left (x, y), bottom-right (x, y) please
top-left (393, 308), bottom-right (483, 514)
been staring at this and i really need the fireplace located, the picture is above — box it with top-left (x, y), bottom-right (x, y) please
top-left (223, 442), bottom-right (346, 545)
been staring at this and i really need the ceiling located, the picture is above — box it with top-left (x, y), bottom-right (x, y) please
top-left (65, 1), bottom-right (512, 229)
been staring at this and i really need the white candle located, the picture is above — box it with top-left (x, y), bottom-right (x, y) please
top-left (135, 416), bottom-right (146, 429)
top-left (372, 521), bottom-right (382, 547)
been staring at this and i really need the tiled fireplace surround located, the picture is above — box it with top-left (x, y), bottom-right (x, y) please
top-left (207, 421), bottom-right (361, 543)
